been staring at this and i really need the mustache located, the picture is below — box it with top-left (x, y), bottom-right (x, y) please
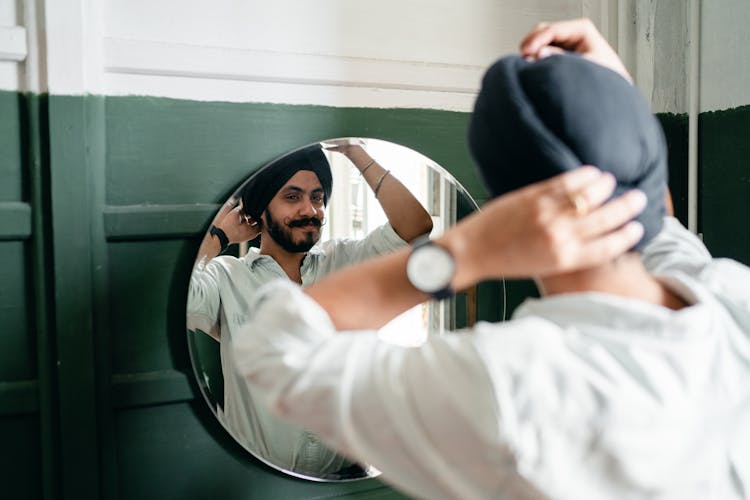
top-left (288, 217), bottom-right (322, 228)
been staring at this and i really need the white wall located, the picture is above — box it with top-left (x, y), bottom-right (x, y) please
top-left (100, 0), bottom-right (587, 110)
top-left (0, 0), bottom-right (26, 90)
top-left (699, 0), bottom-right (750, 112)
top-left (7, 1), bottom-right (744, 114)
top-left (2, 0), bottom-right (607, 110)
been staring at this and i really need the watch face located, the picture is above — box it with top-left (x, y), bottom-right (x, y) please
top-left (406, 244), bottom-right (455, 293)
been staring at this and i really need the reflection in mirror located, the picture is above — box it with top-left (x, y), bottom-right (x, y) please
top-left (186, 138), bottom-right (494, 481)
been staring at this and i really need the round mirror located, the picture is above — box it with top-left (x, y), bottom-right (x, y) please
top-left (186, 138), bottom-right (502, 481)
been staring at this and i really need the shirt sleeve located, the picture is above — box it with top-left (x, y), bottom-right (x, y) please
top-left (321, 223), bottom-right (409, 268)
top-left (641, 216), bottom-right (713, 276)
top-left (232, 280), bottom-right (524, 500)
top-left (186, 257), bottom-right (224, 335)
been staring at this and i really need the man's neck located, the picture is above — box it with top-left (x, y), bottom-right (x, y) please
top-left (259, 239), bottom-right (307, 284)
top-left (538, 254), bottom-right (687, 311)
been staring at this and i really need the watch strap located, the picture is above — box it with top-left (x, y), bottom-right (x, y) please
top-left (209, 225), bottom-right (230, 253)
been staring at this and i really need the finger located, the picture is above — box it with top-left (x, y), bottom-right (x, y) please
top-left (565, 171), bottom-right (617, 213)
top-left (528, 165), bottom-right (602, 199)
top-left (575, 220), bottom-right (644, 265)
top-left (577, 190), bottom-right (647, 239)
top-left (519, 21), bottom-right (550, 50)
top-left (537, 45), bottom-right (565, 59)
top-left (214, 198), bottom-right (238, 222)
top-left (243, 214), bottom-right (259, 226)
top-left (520, 26), bottom-right (557, 57)
top-left (520, 22), bottom-right (567, 56)
top-left (520, 19), bottom-right (590, 56)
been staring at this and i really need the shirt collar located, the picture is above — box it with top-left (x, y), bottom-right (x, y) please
top-left (243, 244), bottom-right (325, 270)
top-left (512, 274), bottom-right (710, 340)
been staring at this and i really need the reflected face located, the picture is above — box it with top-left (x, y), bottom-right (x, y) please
top-left (262, 170), bottom-right (326, 252)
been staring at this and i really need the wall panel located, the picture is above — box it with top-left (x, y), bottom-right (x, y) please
top-left (699, 105), bottom-right (750, 263)
top-left (102, 97), bottom-right (482, 500)
top-left (0, 415), bottom-right (42, 500)
top-left (0, 91), bottom-right (24, 200)
top-left (0, 241), bottom-right (33, 380)
top-left (115, 402), bottom-right (409, 500)
top-left (109, 240), bottom-right (191, 375)
top-left (0, 88), bottom-right (54, 498)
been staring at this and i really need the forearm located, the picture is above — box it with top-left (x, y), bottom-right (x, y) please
top-left (305, 168), bottom-right (648, 331)
top-left (194, 231), bottom-right (223, 267)
top-left (305, 248), bottom-right (422, 330)
top-left (305, 225), bottom-right (477, 330)
top-left (347, 149), bottom-right (433, 242)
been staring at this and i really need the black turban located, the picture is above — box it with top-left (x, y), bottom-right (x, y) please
top-left (468, 53), bottom-right (667, 250)
top-left (240, 144), bottom-right (333, 221)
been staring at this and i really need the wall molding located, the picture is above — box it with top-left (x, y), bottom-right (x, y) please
top-left (111, 369), bottom-right (193, 408)
top-left (104, 38), bottom-right (482, 94)
top-left (0, 26), bottom-right (27, 62)
top-left (0, 202), bottom-right (32, 240)
top-left (0, 380), bottom-right (39, 416)
top-left (102, 37), bottom-right (481, 109)
top-left (103, 203), bottom-right (220, 240)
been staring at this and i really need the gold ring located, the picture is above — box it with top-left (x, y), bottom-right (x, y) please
top-left (569, 193), bottom-right (588, 216)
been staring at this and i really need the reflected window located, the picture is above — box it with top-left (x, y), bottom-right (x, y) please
top-left (323, 139), bottom-right (466, 347)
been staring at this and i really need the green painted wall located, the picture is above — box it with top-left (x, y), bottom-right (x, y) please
top-left (656, 113), bottom-right (690, 226)
top-left (0, 90), bottom-right (55, 500)
top-left (0, 89), bottom-right (714, 500)
top-left (700, 104), bottom-right (750, 263)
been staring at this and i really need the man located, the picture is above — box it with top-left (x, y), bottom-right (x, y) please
top-left (187, 142), bottom-right (432, 477)
top-left (233, 19), bottom-right (750, 499)
top-left (190, 143), bottom-right (433, 332)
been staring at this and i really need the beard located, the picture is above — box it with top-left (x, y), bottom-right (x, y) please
top-left (264, 208), bottom-right (322, 253)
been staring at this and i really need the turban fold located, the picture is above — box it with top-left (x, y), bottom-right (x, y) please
top-left (468, 53), bottom-right (667, 250)
top-left (240, 144), bottom-right (332, 220)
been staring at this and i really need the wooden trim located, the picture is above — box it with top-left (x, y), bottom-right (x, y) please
top-left (0, 202), bottom-right (31, 239)
top-left (104, 38), bottom-right (482, 95)
top-left (48, 94), bottom-right (101, 499)
top-left (25, 92), bottom-right (59, 500)
top-left (0, 380), bottom-right (39, 416)
top-left (0, 26), bottom-right (28, 62)
top-left (111, 370), bottom-right (194, 408)
top-left (103, 204), bottom-right (220, 239)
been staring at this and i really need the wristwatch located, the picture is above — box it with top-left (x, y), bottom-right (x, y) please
top-left (406, 235), bottom-right (456, 300)
top-left (209, 225), bottom-right (229, 253)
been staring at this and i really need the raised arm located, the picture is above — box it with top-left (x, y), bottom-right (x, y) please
top-left (189, 199), bottom-right (262, 341)
top-left (327, 144), bottom-right (434, 242)
top-left (305, 167), bottom-right (647, 330)
top-left (193, 198), bottom-right (261, 267)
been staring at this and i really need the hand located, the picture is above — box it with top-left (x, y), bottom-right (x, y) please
top-left (448, 167), bottom-right (647, 282)
top-left (324, 143), bottom-right (377, 174)
top-left (322, 138), bottom-right (364, 152)
top-left (519, 18), bottom-right (633, 83)
top-left (214, 199), bottom-right (261, 244)
top-left (323, 141), bottom-right (369, 164)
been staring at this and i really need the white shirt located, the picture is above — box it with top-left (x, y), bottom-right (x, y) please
top-left (187, 223), bottom-right (407, 477)
top-left (234, 217), bottom-right (750, 499)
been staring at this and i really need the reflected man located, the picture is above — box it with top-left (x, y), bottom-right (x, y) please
top-left (187, 143), bottom-right (432, 476)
